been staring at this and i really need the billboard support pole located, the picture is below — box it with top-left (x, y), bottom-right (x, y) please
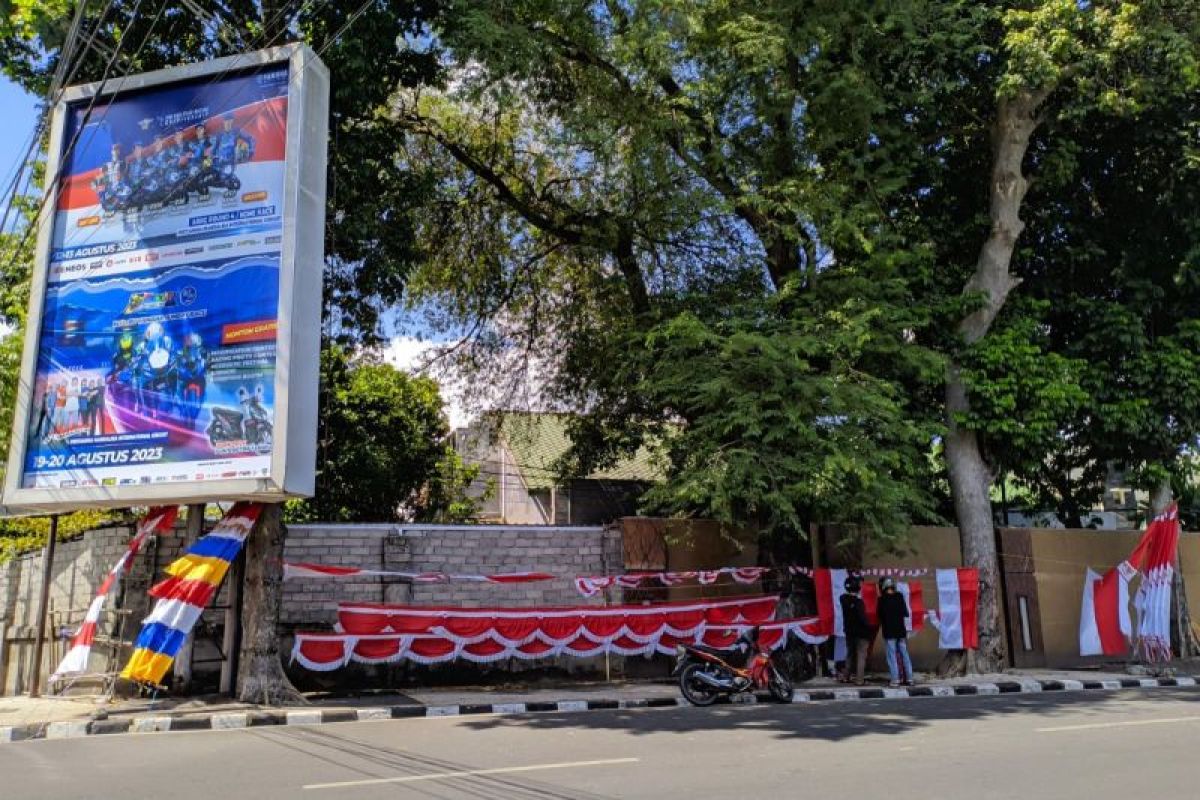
top-left (28, 514), bottom-right (59, 698)
top-left (173, 503), bottom-right (205, 693)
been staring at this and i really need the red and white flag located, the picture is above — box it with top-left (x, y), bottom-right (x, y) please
top-left (926, 568), bottom-right (979, 649)
top-left (1079, 565), bottom-right (1133, 656)
top-left (1078, 504), bottom-right (1180, 660)
top-left (52, 507), bottom-right (179, 679)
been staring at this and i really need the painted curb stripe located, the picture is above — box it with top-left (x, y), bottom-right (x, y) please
top-left (3, 675), bottom-right (1196, 743)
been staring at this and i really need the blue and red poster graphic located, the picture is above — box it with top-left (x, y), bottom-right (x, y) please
top-left (21, 66), bottom-right (291, 489)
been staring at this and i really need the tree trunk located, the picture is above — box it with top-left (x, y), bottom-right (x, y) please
top-left (237, 504), bottom-right (305, 705)
top-left (944, 89), bottom-right (1050, 673)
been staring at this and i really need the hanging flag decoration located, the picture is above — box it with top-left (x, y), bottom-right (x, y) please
top-left (1132, 505), bottom-right (1180, 661)
top-left (121, 502), bottom-right (262, 686)
top-left (51, 507), bottom-right (180, 680)
top-left (283, 562), bottom-right (556, 584)
top-left (1080, 503), bottom-right (1180, 662)
top-left (1079, 504), bottom-right (1180, 661)
top-left (1079, 565), bottom-right (1134, 657)
top-left (574, 566), bottom-right (929, 596)
top-left (924, 568), bottom-right (980, 650)
top-left (813, 568), bottom-right (926, 640)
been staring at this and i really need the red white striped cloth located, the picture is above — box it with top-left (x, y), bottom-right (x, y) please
top-left (814, 568), bottom-right (926, 638)
top-left (925, 568), bottom-right (980, 649)
top-left (574, 567), bottom-right (770, 596)
top-left (51, 507), bottom-right (179, 680)
top-left (283, 562), bottom-right (556, 584)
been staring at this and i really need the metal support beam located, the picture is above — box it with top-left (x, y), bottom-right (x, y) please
top-left (173, 504), bottom-right (205, 693)
top-left (219, 552), bottom-right (244, 695)
top-left (28, 515), bottom-right (58, 698)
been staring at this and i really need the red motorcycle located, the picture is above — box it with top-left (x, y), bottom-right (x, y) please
top-left (673, 628), bottom-right (794, 706)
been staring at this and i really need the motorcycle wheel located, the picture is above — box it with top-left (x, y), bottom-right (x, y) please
top-left (767, 663), bottom-right (794, 703)
top-left (679, 663), bottom-right (720, 707)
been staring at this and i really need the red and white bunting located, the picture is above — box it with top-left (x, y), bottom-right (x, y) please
top-left (51, 507), bottom-right (179, 680)
top-left (574, 566), bottom-right (771, 596)
top-left (291, 594), bottom-right (827, 671)
top-left (283, 562), bottom-right (555, 584)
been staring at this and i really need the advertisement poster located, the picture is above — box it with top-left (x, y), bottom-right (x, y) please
top-left (20, 66), bottom-right (292, 489)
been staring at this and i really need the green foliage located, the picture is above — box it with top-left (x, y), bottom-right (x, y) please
top-left (956, 308), bottom-right (1089, 472)
top-left (0, 508), bottom-right (126, 563)
top-left (626, 277), bottom-right (943, 545)
top-left (284, 346), bottom-right (480, 523)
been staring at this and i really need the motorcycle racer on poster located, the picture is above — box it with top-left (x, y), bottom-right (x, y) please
top-left (125, 141), bottom-right (160, 211)
top-left (187, 123), bottom-right (213, 198)
top-left (211, 114), bottom-right (255, 194)
top-left (138, 322), bottom-right (176, 419)
top-left (92, 144), bottom-right (130, 213)
top-left (174, 332), bottom-right (207, 427)
top-left (163, 129), bottom-right (191, 204)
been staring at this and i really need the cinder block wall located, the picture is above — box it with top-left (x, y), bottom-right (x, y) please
top-left (281, 523), bottom-right (623, 628)
top-left (1, 521), bottom-right (623, 694)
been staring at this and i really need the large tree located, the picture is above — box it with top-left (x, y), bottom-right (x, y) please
top-left (397, 1), bottom-right (951, 550)
top-left (396, 0), bottom-right (1200, 670)
top-left (287, 346), bottom-right (480, 524)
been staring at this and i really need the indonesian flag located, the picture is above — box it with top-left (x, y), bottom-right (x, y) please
top-left (816, 568), bottom-right (925, 638)
top-left (926, 568), bottom-right (980, 650)
top-left (1080, 504), bottom-right (1180, 660)
top-left (1079, 565), bottom-right (1133, 656)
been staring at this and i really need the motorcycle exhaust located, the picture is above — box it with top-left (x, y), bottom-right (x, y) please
top-left (692, 670), bottom-right (737, 690)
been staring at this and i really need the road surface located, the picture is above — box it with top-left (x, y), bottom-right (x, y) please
top-left (2, 688), bottom-right (1198, 798)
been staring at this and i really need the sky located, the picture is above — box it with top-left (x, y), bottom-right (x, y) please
top-left (0, 76), bottom-right (40, 199)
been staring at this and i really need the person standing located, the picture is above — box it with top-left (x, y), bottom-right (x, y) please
top-left (839, 576), bottom-right (871, 685)
top-left (876, 577), bottom-right (915, 687)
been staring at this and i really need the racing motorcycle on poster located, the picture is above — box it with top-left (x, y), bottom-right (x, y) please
top-left (673, 627), bottom-right (794, 706)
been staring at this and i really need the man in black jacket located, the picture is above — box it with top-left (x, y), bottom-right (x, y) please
top-left (839, 576), bottom-right (871, 685)
top-left (876, 577), bottom-right (914, 686)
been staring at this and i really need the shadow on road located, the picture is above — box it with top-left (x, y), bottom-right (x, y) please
top-left (245, 723), bottom-right (614, 800)
top-left (451, 687), bottom-right (1200, 743)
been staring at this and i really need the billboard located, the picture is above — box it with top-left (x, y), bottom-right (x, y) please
top-left (2, 45), bottom-right (328, 510)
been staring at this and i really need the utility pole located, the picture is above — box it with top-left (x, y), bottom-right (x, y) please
top-left (28, 515), bottom-right (59, 698)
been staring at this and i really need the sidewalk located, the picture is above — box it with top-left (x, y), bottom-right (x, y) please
top-left (2, 666), bottom-right (1196, 743)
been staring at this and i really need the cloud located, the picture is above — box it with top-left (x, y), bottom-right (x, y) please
top-left (383, 336), bottom-right (472, 428)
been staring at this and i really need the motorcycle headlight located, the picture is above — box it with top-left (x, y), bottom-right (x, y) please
top-left (675, 645), bottom-right (686, 659)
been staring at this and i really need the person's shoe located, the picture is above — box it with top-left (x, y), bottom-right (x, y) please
top-left (889, 681), bottom-right (900, 688)
top-left (903, 680), bottom-right (914, 687)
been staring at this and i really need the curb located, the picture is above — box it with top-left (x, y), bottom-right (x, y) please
top-left (1, 675), bottom-right (1194, 744)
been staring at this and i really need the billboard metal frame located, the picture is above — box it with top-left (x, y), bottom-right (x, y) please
top-left (2, 43), bottom-right (329, 512)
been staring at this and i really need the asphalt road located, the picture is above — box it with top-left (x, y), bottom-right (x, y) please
top-left (3, 689), bottom-right (1199, 799)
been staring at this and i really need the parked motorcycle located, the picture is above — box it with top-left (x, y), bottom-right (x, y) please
top-left (673, 627), bottom-right (794, 706)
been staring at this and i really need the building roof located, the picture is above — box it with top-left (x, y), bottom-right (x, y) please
top-left (498, 412), bottom-right (661, 490)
